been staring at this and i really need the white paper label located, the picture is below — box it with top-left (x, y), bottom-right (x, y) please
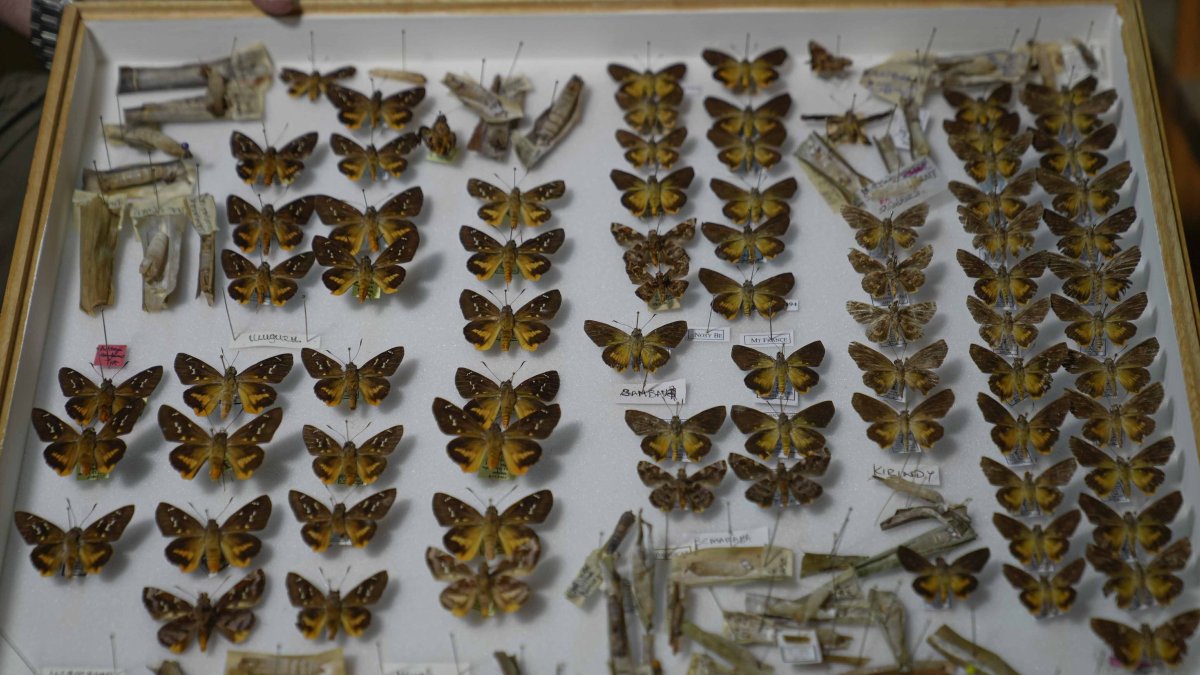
top-left (860, 156), bottom-right (946, 215)
top-left (892, 109), bottom-right (930, 151)
top-left (741, 331), bottom-right (793, 347)
top-left (42, 670), bottom-right (124, 675)
top-left (385, 664), bottom-right (467, 675)
top-left (655, 543), bottom-right (695, 560)
top-left (694, 526), bottom-right (769, 551)
top-left (615, 378), bottom-right (686, 405)
top-left (871, 462), bottom-right (942, 486)
top-left (777, 629), bottom-right (823, 664)
top-left (785, 299), bottom-right (800, 311)
top-left (687, 327), bottom-right (729, 342)
top-left (230, 331), bottom-right (319, 351)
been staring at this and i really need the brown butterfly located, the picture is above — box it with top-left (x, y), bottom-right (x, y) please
top-left (461, 226), bottom-right (564, 284)
top-left (611, 167), bottom-right (694, 219)
top-left (467, 178), bottom-right (566, 229)
top-left (288, 489), bottom-right (396, 552)
top-left (637, 460), bottom-right (728, 513)
top-left (847, 339), bottom-right (947, 398)
top-left (330, 132), bottom-right (420, 182)
top-left (143, 568), bottom-right (265, 653)
top-left (949, 170), bottom-right (1035, 220)
top-left (710, 176), bottom-right (797, 225)
top-left (455, 367), bottom-right (560, 428)
top-left (1064, 383), bottom-right (1164, 447)
top-left (707, 125), bottom-right (786, 172)
top-left (432, 490), bottom-right (553, 561)
top-left (1090, 610), bottom-right (1200, 670)
top-left (730, 401), bottom-right (835, 459)
top-left (615, 127), bottom-right (688, 169)
top-left (155, 496), bottom-right (271, 574)
top-left (943, 83), bottom-right (1011, 126)
top-left (626, 260), bottom-right (689, 313)
top-left (966, 295), bottom-right (1050, 352)
top-left (959, 202), bottom-right (1043, 260)
top-left (993, 509), bottom-right (1081, 569)
top-left (1082, 490), bottom-right (1183, 557)
top-left (326, 83), bottom-right (424, 130)
top-left (432, 397), bottom-right (561, 476)
top-left (845, 300), bottom-right (938, 345)
top-left (897, 546), bottom-right (990, 607)
top-left (807, 41), bottom-right (851, 77)
top-left (701, 213), bottom-right (789, 263)
top-left (1048, 247), bottom-right (1141, 305)
top-left (1021, 75), bottom-right (1117, 137)
top-left (943, 110), bottom-right (1020, 153)
top-left (616, 88), bottom-right (682, 135)
top-left (461, 289), bottom-right (561, 352)
top-left (221, 249), bottom-right (314, 307)
top-left (1037, 162), bottom-right (1132, 219)
top-left (300, 345), bottom-right (405, 410)
top-left (420, 113), bottom-right (458, 159)
top-left (976, 393), bottom-right (1070, 458)
top-left (1045, 206), bottom-right (1136, 260)
top-left (158, 405), bottom-right (282, 481)
top-left (728, 451), bottom-right (829, 508)
top-left (230, 131), bottom-right (317, 186)
top-left (731, 341), bottom-right (825, 398)
top-left (607, 62), bottom-right (687, 100)
top-left (287, 570), bottom-right (389, 639)
top-left (851, 389), bottom-right (955, 452)
top-left (32, 401), bottom-right (144, 478)
top-left (58, 364), bottom-right (161, 427)
top-left (174, 352), bottom-right (293, 419)
top-left (1088, 538), bottom-right (1191, 610)
top-left (1002, 559), bottom-right (1085, 617)
top-left (1072, 435), bottom-right (1174, 500)
top-left (956, 249), bottom-right (1048, 307)
top-left (703, 46), bottom-right (788, 93)
top-left (698, 268), bottom-right (793, 319)
top-left (980, 456), bottom-right (1077, 515)
top-left (312, 232), bottom-right (417, 302)
top-left (950, 130), bottom-right (1032, 183)
top-left (848, 245), bottom-right (933, 300)
top-left (1051, 292), bottom-right (1146, 350)
top-left (705, 93), bottom-right (791, 139)
top-left (280, 66), bottom-right (355, 101)
top-left (969, 342), bottom-right (1069, 403)
top-left (801, 108), bottom-right (892, 145)
top-left (302, 423), bottom-right (404, 486)
top-left (426, 542), bottom-right (539, 617)
top-left (313, 187), bottom-right (423, 254)
top-left (624, 406), bottom-right (726, 463)
top-left (583, 317), bottom-right (687, 373)
top-left (1034, 123), bottom-right (1116, 177)
top-left (1065, 338), bottom-right (1159, 398)
top-left (14, 504), bottom-right (134, 577)
top-left (611, 218), bottom-right (695, 268)
top-left (227, 195), bottom-right (315, 255)
top-left (840, 203), bottom-right (929, 255)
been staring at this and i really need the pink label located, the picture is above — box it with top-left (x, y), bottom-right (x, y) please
top-left (93, 344), bottom-right (127, 369)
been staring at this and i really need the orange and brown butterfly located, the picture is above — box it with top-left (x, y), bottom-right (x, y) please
top-left (1072, 435), bottom-right (1175, 500)
top-left (848, 245), bottom-right (933, 300)
top-left (1051, 292), bottom-right (1146, 350)
top-left (730, 401), bottom-right (835, 459)
top-left (1002, 558), bottom-right (1086, 617)
top-left (330, 132), bottom-right (420, 182)
top-left (143, 568), bottom-right (265, 653)
top-left (302, 423), bottom-right (404, 486)
top-left (1021, 75), bottom-right (1117, 137)
top-left (807, 40), bottom-right (852, 77)
top-left (993, 509), bottom-right (1081, 569)
top-left (32, 400), bottom-right (144, 478)
top-left (950, 130), bottom-right (1032, 183)
top-left (943, 83), bottom-right (1012, 126)
top-left (583, 317), bottom-right (687, 374)
top-left (230, 131), bottom-right (318, 186)
top-left (280, 65), bottom-right (356, 101)
top-left (980, 456), bottom-right (1077, 515)
top-left (897, 546), bottom-right (990, 607)
top-left (1045, 206), bottom-right (1136, 260)
top-left (615, 127), bottom-right (688, 170)
top-left (966, 295), bottom-right (1050, 352)
top-left (840, 202), bottom-right (929, 255)
top-left (624, 406), bottom-right (726, 463)
top-left (698, 268), bottom-right (793, 320)
top-left (287, 570), bottom-right (389, 639)
top-left (977, 393), bottom-right (1070, 459)
top-left (57, 364), bottom-right (161, 427)
top-left (461, 226), bottom-right (564, 285)
top-left (637, 460), bottom-right (728, 513)
top-left (611, 218), bottom-right (695, 268)
top-left (703, 45), bottom-right (788, 93)
top-left (1064, 382), bottom-right (1164, 448)
top-left (325, 83), bottom-right (425, 130)
top-left (432, 397), bottom-right (561, 476)
top-left (728, 451), bottom-right (829, 508)
top-left (432, 489), bottom-right (553, 561)
top-left (845, 300), bottom-right (938, 344)
top-left (1065, 337), bottom-right (1159, 398)
top-left (155, 495), bottom-right (271, 574)
top-left (288, 488), bottom-right (397, 552)
top-left (313, 186), bottom-right (423, 254)
top-left (969, 342), bottom-right (1069, 403)
top-left (1081, 490), bottom-right (1183, 558)
top-left (1037, 161), bottom-right (1132, 219)
top-left (420, 113), bottom-right (458, 159)
top-left (426, 541), bottom-right (539, 618)
top-left (461, 289), bottom-right (562, 352)
top-left (616, 87), bottom-right (683, 135)
top-left (467, 178), bottom-right (566, 230)
top-left (851, 389), bottom-right (955, 452)
top-left (611, 167), bottom-right (694, 219)
top-left (221, 249), bottom-right (315, 307)
top-left (1048, 246), bottom-right (1141, 305)
top-left (943, 110), bottom-right (1020, 154)
top-left (607, 62), bottom-right (687, 100)
top-left (174, 352), bottom-right (292, 419)
top-left (158, 405), bottom-right (282, 481)
top-left (1090, 609), bottom-right (1200, 670)
top-left (801, 107), bottom-right (892, 145)
top-left (707, 125), bottom-right (786, 172)
top-left (847, 339), bottom-right (947, 398)
top-left (456, 367), bottom-right (559, 429)
top-left (301, 345), bottom-right (405, 410)
top-left (627, 260), bottom-right (689, 312)
top-left (731, 340), bottom-right (825, 398)
top-left (702, 213), bottom-right (789, 263)
top-left (312, 232), bottom-right (417, 303)
top-left (1034, 123), bottom-right (1116, 177)
top-left (227, 194), bottom-right (315, 255)
top-left (705, 93), bottom-right (792, 139)
top-left (1087, 538), bottom-right (1191, 610)
top-left (956, 249), bottom-right (1049, 307)
top-left (14, 504), bottom-right (134, 577)
top-left (710, 176), bottom-right (797, 225)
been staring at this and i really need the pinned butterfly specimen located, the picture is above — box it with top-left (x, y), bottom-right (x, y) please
top-left (302, 423), bottom-right (404, 486)
top-left (626, 259), bottom-right (690, 311)
top-left (966, 296), bottom-right (1050, 352)
top-left (460, 226), bottom-right (564, 284)
top-left (801, 107), bottom-right (892, 145)
top-left (432, 489), bottom-right (553, 561)
top-left (710, 176), bottom-right (797, 225)
top-left (807, 40), bottom-right (851, 77)
top-left (1064, 383), bottom-right (1164, 447)
top-left (847, 339), bottom-right (947, 398)
top-left (32, 401), bottom-right (144, 478)
top-left (1045, 206), bottom-right (1136, 260)
top-left (702, 46), bottom-right (788, 93)
top-left (1081, 490), bottom-right (1183, 557)
top-left (286, 570), bottom-right (389, 639)
top-left (698, 268), bottom-right (793, 320)
top-left (969, 342), bottom-right (1069, 403)
top-left (280, 65), bottom-right (356, 101)
top-left (845, 300), bottom-right (937, 345)
top-left (460, 289), bottom-right (561, 352)
top-left (707, 125), bottom-right (786, 172)
top-left (949, 130), bottom-right (1032, 183)
top-left (610, 218), bottom-right (695, 268)
top-left (956, 249), bottom-right (1049, 307)
top-left (420, 113), bottom-right (458, 159)
top-left (1090, 610), bottom-right (1200, 671)
top-left (943, 83), bottom-right (1011, 126)
top-left (1048, 247), bottom-right (1141, 305)
top-left (1051, 292), bottom-right (1146, 350)
top-left (467, 178), bottom-right (566, 229)
top-left (1034, 123), bottom-right (1116, 177)
top-left (976, 393), bottom-right (1070, 458)
top-left (583, 317), bottom-right (687, 373)
top-left (1001, 559), bottom-right (1085, 617)
top-left (993, 509), bottom-right (1081, 569)
top-left (432, 397), bottom-right (561, 476)
top-left (1021, 75), bottom-right (1117, 137)
top-left (705, 93), bottom-right (792, 139)
top-left (288, 489), bottom-right (397, 552)
top-left (615, 128), bottom-right (688, 169)
top-left (850, 389), bottom-right (955, 452)
top-left (959, 203), bottom-right (1043, 260)
top-left (325, 83), bottom-right (425, 130)
top-left (312, 232), bottom-right (417, 302)
top-left (840, 203), bottom-right (929, 255)
top-left (701, 213), bottom-right (789, 263)
top-left (943, 110), bottom-right (1020, 153)
top-left (728, 451), bottom-right (829, 508)
top-left (57, 364), bottom-right (162, 427)
top-left (980, 456), bottom-right (1077, 515)
top-left (897, 546), bottom-right (990, 607)
top-left (848, 245), bottom-right (933, 300)
top-left (607, 62), bottom-right (687, 100)
top-left (313, 187), bottom-right (423, 254)
top-left (13, 504), bottom-right (134, 577)
top-left (176, 353), bottom-right (286, 431)
top-left (455, 367), bottom-right (560, 428)
top-left (227, 194), bottom-right (315, 254)
top-left (636, 460), bottom-right (728, 513)
top-left (301, 345), bottom-right (405, 410)
top-left (230, 131), bottom-right (318, 186)
top-left (731, 341), bottom-right (825, 398)
top-left (949, 171), bottom-right (1036, 220)
top-left (221, 249), bottom-right (314, 307)
top-left (330, 132), bottom-right (420, 181)
top-left (1071, 435), bottom-right (1175, 500)
top-left (1065, 337), bottom-right (1159, 398)
top-left (624, 406), bottom-right (727, 463)
top-left (610, 167), bottom-right (694, 219)
top-left (1088, 538), bottom-right (1191, 609)
top-left (426, 542), bottom-right (540, 617)
top-left (1037, 161), bottom-right (1132, 219)
top-left (158, 405), bottom-right (282, 481)
top-left (730, 401), bottom-right (835, 459)
top-left (155, 495), bottom-right (271, 574)
top-left (616, 88), bottom-right (683, 135)
top-left (143, 568), bottom-right (265, 653)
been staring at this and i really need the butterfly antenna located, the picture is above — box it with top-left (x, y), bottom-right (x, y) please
top-left (497, 483), bottom-right (519, 507)
top-left (64, 499), bottom-right (75, 528)
top-left (612, 317), bottom-right (634, 331)
top-left (261, 121), bottom-right (270, 148)
top-left (351, 420), bottom-right (373, 443)
top-left (465, 487), bottom-right (488, 508)
top-left (506, 41), bottom-right (523, 81)
top-left (214, 494), bottom-right (236, 522)
top-left (338, 565), bottom-right (352, 592)
top-left (79, 503), bottom-right (98, 528)
top-left (353, 338), bottom-right (364, 363)
top-left (512, 361), bottom-right (526, 379)
top-left (309, 30), bottom-right (316, 71)
top-left (481, 361), bottom-right (502, 381)
top-left (188, 501), bottom-right (204, 522)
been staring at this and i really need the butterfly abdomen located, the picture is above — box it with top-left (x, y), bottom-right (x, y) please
top-left (204, 520), bottom-right (223, 573)
top-left (345, 365), bottom-right (361, 410)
